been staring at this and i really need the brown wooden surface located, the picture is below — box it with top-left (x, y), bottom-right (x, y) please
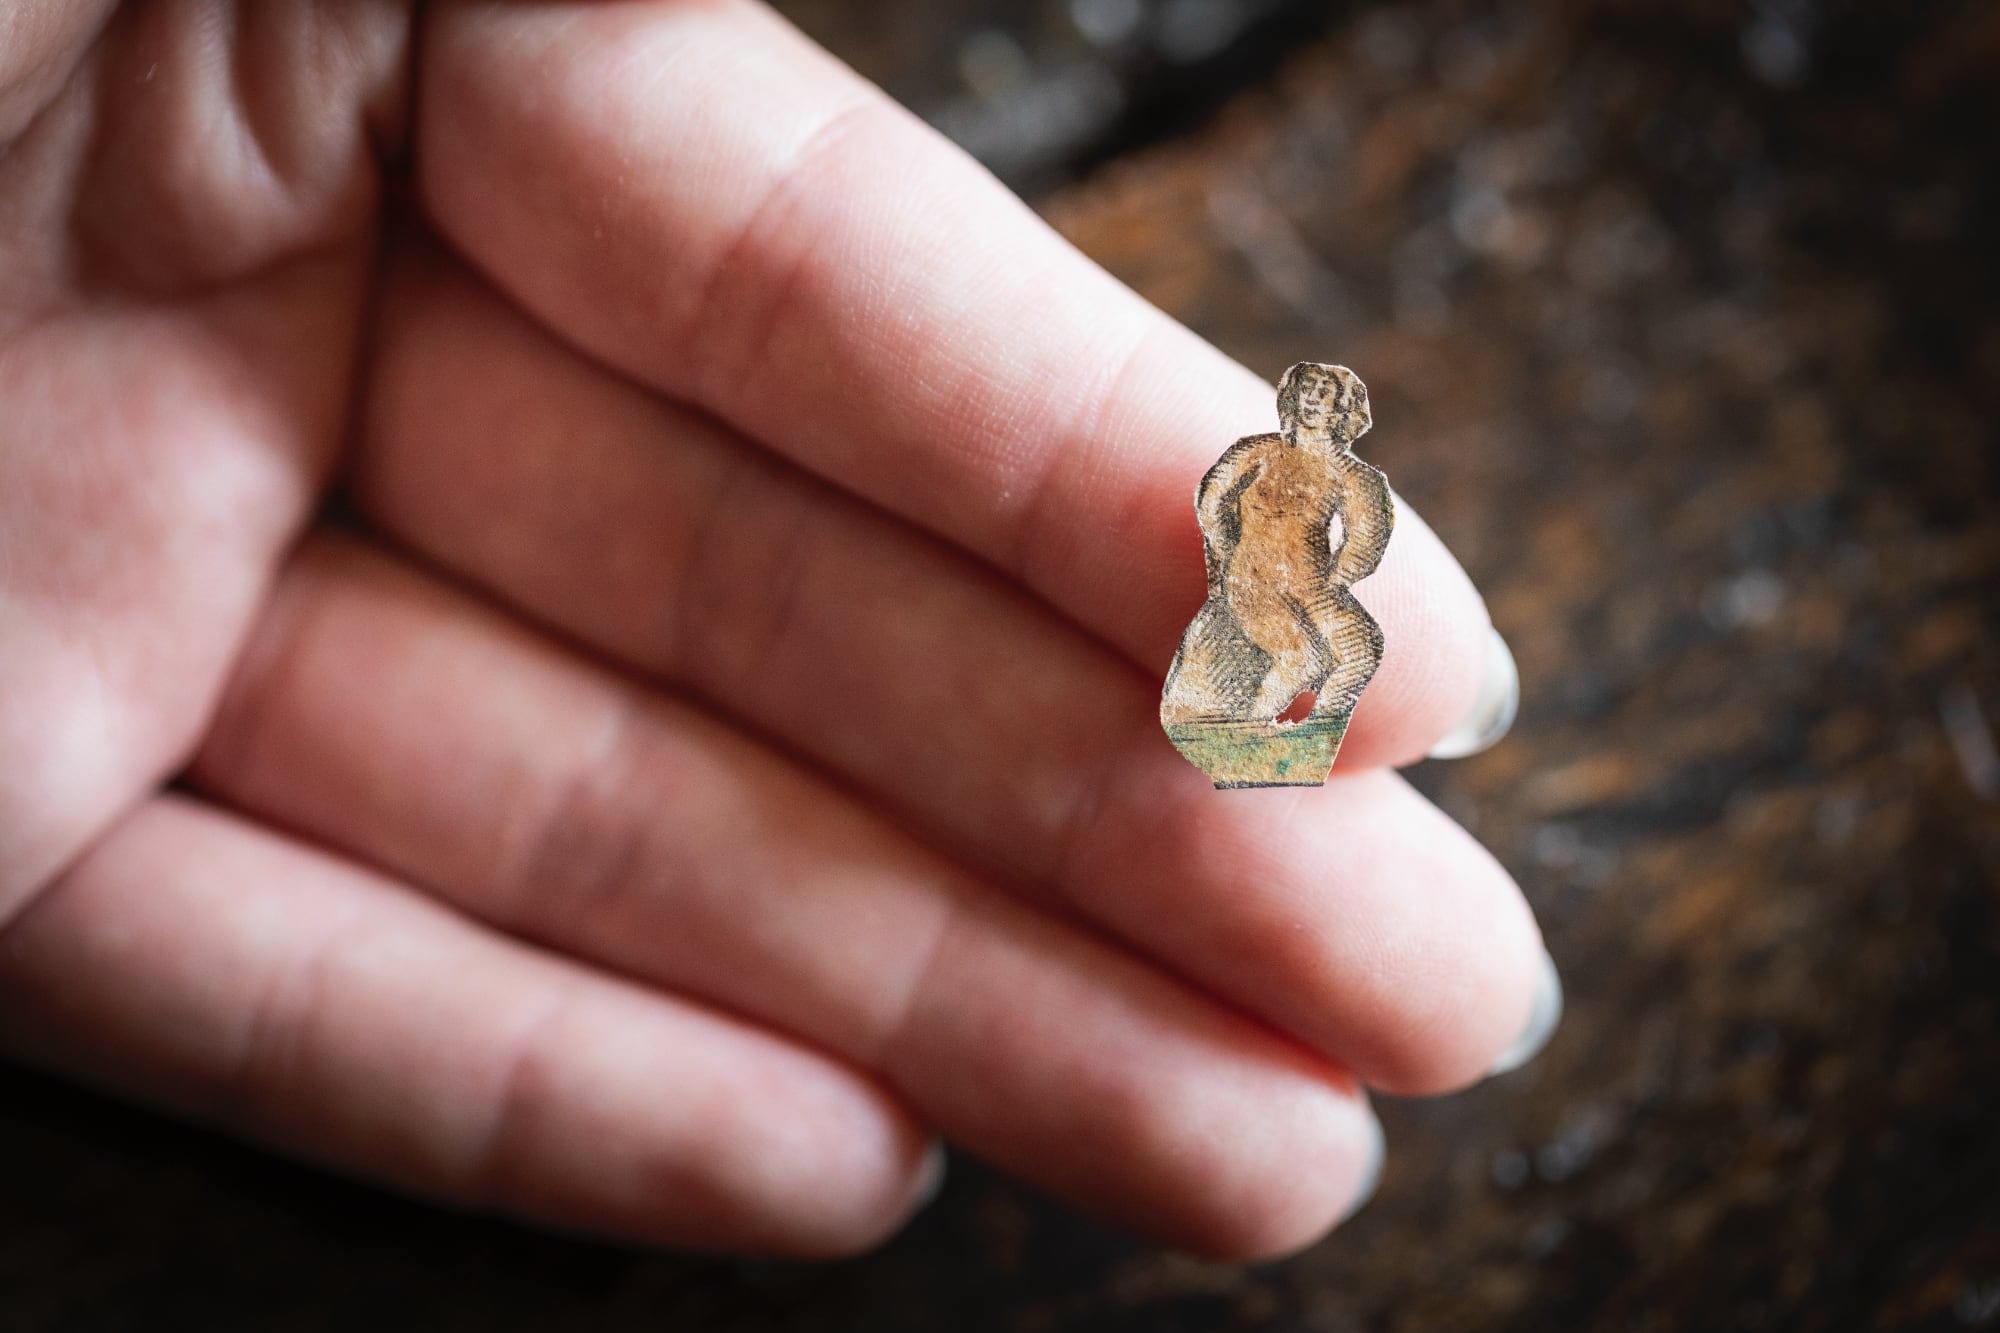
top-left (4, 2), bottom-right (1997, 1329)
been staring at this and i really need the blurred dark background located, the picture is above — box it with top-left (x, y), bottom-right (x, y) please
top-left (5, 1), bottom-right (1997, 1328)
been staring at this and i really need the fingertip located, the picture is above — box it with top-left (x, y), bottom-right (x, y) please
top-left (633, 1059), bottom-right (940, 1260)
top-left (1426, 624), bottom-right (1520, 760)
top-left (1337, 1111), bottom-right (1387, 1226)
top-left (1169, 1091), bottom-right (1385, 1263)
top-left (804, 1136), bottom-right (949, 1258)
top-left (910, 1141), bottom-right (948, 1210)
top-left (1280, 785), bottom-right (1548, 1097)
top-left (798, 1139), bottom-right (946, 1257)
top-left (1336, 504), bottom-right (1498, 769)
top-left (1353, 898), bottom-right (1549, 1097)
top-left (1485, 947), bottom-right (1563, 1077)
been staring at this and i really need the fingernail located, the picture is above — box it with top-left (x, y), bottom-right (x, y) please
top-left (1488, 949), bottom-right (1563, 1076)
top-left (911, 1143), bottom-right (948, 1210)
top-left (1428, 625), bottom-right (1519, 759)
top-left (1338, 1113), bottom-right (1386, 1224)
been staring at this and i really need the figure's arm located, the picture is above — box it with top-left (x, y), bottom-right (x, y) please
top-left (1195, 437), bottom-right (1265, 595)
top-left (1332, 459), bottom-right (1395, 585)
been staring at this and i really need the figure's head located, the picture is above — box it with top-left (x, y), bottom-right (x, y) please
top-left (1277, 362), bottom-right (1370, 444)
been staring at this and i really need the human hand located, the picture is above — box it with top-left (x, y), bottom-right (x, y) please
top-left (0, 0), bottom-right (1551, 1259)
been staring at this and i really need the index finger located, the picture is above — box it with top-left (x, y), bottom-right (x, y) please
top-left (417, 0), bottom-right (1498, 763)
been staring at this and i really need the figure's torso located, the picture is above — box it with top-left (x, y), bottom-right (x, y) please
top-left (1231, 438), bottom-right (1343, 586)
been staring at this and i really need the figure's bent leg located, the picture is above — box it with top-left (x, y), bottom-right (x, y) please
top-left (1161, 600), bottom-right (1270, 722)
top-left (1244, 597), bottom-right (1325, 720)
top-left (1312, 587), bottom-right (1385, 717)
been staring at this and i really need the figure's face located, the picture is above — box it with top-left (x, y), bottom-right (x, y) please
top-left (1285, 364), bottom-right (1370, 440)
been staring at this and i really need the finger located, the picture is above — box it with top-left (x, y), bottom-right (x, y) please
top-left (0, 250), bottom-right (362, 917)
top-left (0, 795), bottom-right (932, 1257)
top-left (0, 0), bottom-right (399, 911)
top-left (191, 534), bottom-right (1384, 1259)
top-left (414, 0), bottom-right (1498, 761)
top-left (356, 252), bottom-right (1547, 1094)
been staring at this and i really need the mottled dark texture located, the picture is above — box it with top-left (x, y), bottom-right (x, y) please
top-left (5, 1), bottom-right (1997, 1329)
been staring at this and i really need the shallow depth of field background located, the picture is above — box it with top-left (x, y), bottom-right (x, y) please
top-left (5, 2), bottom-right (1996, 1329)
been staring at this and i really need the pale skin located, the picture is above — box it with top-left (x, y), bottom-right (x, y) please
top-left (0, 1), bottom-right (1545, 1260)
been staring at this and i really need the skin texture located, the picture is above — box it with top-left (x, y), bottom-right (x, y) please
top-left (0, 0), bottom-right (1545, 1259)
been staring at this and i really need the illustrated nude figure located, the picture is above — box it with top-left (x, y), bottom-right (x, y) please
top-left (1160, 362), bottom-right (1394, 787)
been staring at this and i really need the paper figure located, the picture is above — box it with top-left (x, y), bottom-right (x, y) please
top-left (1160, 363), bottom-right (1394, 788)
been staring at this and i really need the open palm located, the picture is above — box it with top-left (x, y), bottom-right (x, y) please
top-left (0, 0), bottom-right (1549, 1258)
